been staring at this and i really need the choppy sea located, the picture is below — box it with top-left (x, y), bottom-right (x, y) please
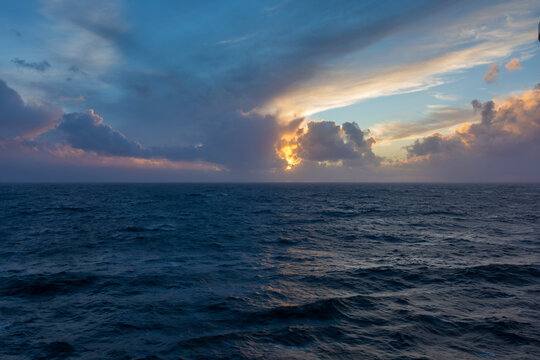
top-left (0, 184), bottom-right (539, 359)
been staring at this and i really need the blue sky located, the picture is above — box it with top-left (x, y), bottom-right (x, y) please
top-left (0, 0), bottom-right (539, 181)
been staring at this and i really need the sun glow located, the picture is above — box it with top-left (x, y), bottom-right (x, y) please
top-left (278, 143), bottom-right (301, 170)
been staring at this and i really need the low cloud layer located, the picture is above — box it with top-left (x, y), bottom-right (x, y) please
top-left (37, 107), bottom-right (288, 171)
top-left (406, 85), bottom-right (540, 160)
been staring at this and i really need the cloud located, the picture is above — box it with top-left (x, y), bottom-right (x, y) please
top-left (11, 58), bottom-right (51, 72)
top-left (372, 108), bottom-right (475, 140)
top-left (0, 79), bottom-right (61, 139)
top-left (68, 65), bottom-right (87, 76)
top-left (3, 1), bottom-right (539, 181)
top-left (58, 96), bottom-right (85, 102)
top-left (53, 110), bottom-right (146, 157)
top-left (296, 121), bottom-right (358, 161)
top-left (505, 58), bottom-right (522, 71)
top-left (432, 93), bottom-right (458, 101)
top-left (216, 33), bottom-right (257, 45)
top-left (260, 2), bottom-right (536, 117)
top-left (40, 108), bottom-right (283, 171)
top-left (281, 121), bottom-right (379, 167)
top-left (405, 85), bottom-right (540, 160)
top-left (406, 133), bottom-right (463, 157)
top-left (482, 64), bottom-right (499, 84)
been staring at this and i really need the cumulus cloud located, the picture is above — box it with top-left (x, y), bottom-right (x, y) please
top-left (406, 133), bottom-right (463, 157)
top-left (296, 121), bottom-right (356, 161)
top-left (406, 85), bottom-right (540, 159)
top-left (283, 120), bottom-right (379, 167)
top-left (54, 110), bottom-right (146, 157)
top-left (0, 79), bottom-right (61, 139)
top-left (483, 64), bottom-right (499, 84)
top-left (11, 58), bottom-right (51, 72)
top-left (505, 58), bottom-right (522, 71)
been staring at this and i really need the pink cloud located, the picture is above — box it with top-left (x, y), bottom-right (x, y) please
top-left (505, 58), bottom-right (522, 71)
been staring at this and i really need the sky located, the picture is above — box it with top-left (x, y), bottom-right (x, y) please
top-left (0, 0), bottom-right (539, 182)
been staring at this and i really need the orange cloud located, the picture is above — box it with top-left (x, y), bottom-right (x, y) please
top-left (405, 85), bottom-right (540, 160)
top-left (276, 120), bottom-right (379, 170)
top-left (505, 58), bottom-right (522, 71)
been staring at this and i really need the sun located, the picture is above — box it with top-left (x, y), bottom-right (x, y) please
top-left (278, 144), bottom-right (301, 170)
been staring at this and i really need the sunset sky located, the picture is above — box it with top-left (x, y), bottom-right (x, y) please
top-left (1, 0), bottom-right (539, 182)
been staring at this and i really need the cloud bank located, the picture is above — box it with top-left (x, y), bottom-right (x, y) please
top-left (405, 85), bottom-right (540, 174)
top-left (1, 0), bottom-right (539, 182)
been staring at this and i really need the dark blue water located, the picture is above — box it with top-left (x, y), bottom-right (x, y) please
top-left (0, 184), bottom-right (539, 359)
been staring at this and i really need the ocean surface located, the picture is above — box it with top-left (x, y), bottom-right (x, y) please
top-left (0, 184), bottom-right (539, 360)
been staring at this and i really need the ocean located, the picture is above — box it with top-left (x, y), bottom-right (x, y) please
top-left (0, 184), bottom-right (538, 359)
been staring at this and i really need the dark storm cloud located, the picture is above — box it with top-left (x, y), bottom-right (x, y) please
top-left (11, 58), bottom-right (51, 72)
top-left (0, 79), bottom-right (61, 139)
top-left (295, 121), bottom-right (378, 164)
